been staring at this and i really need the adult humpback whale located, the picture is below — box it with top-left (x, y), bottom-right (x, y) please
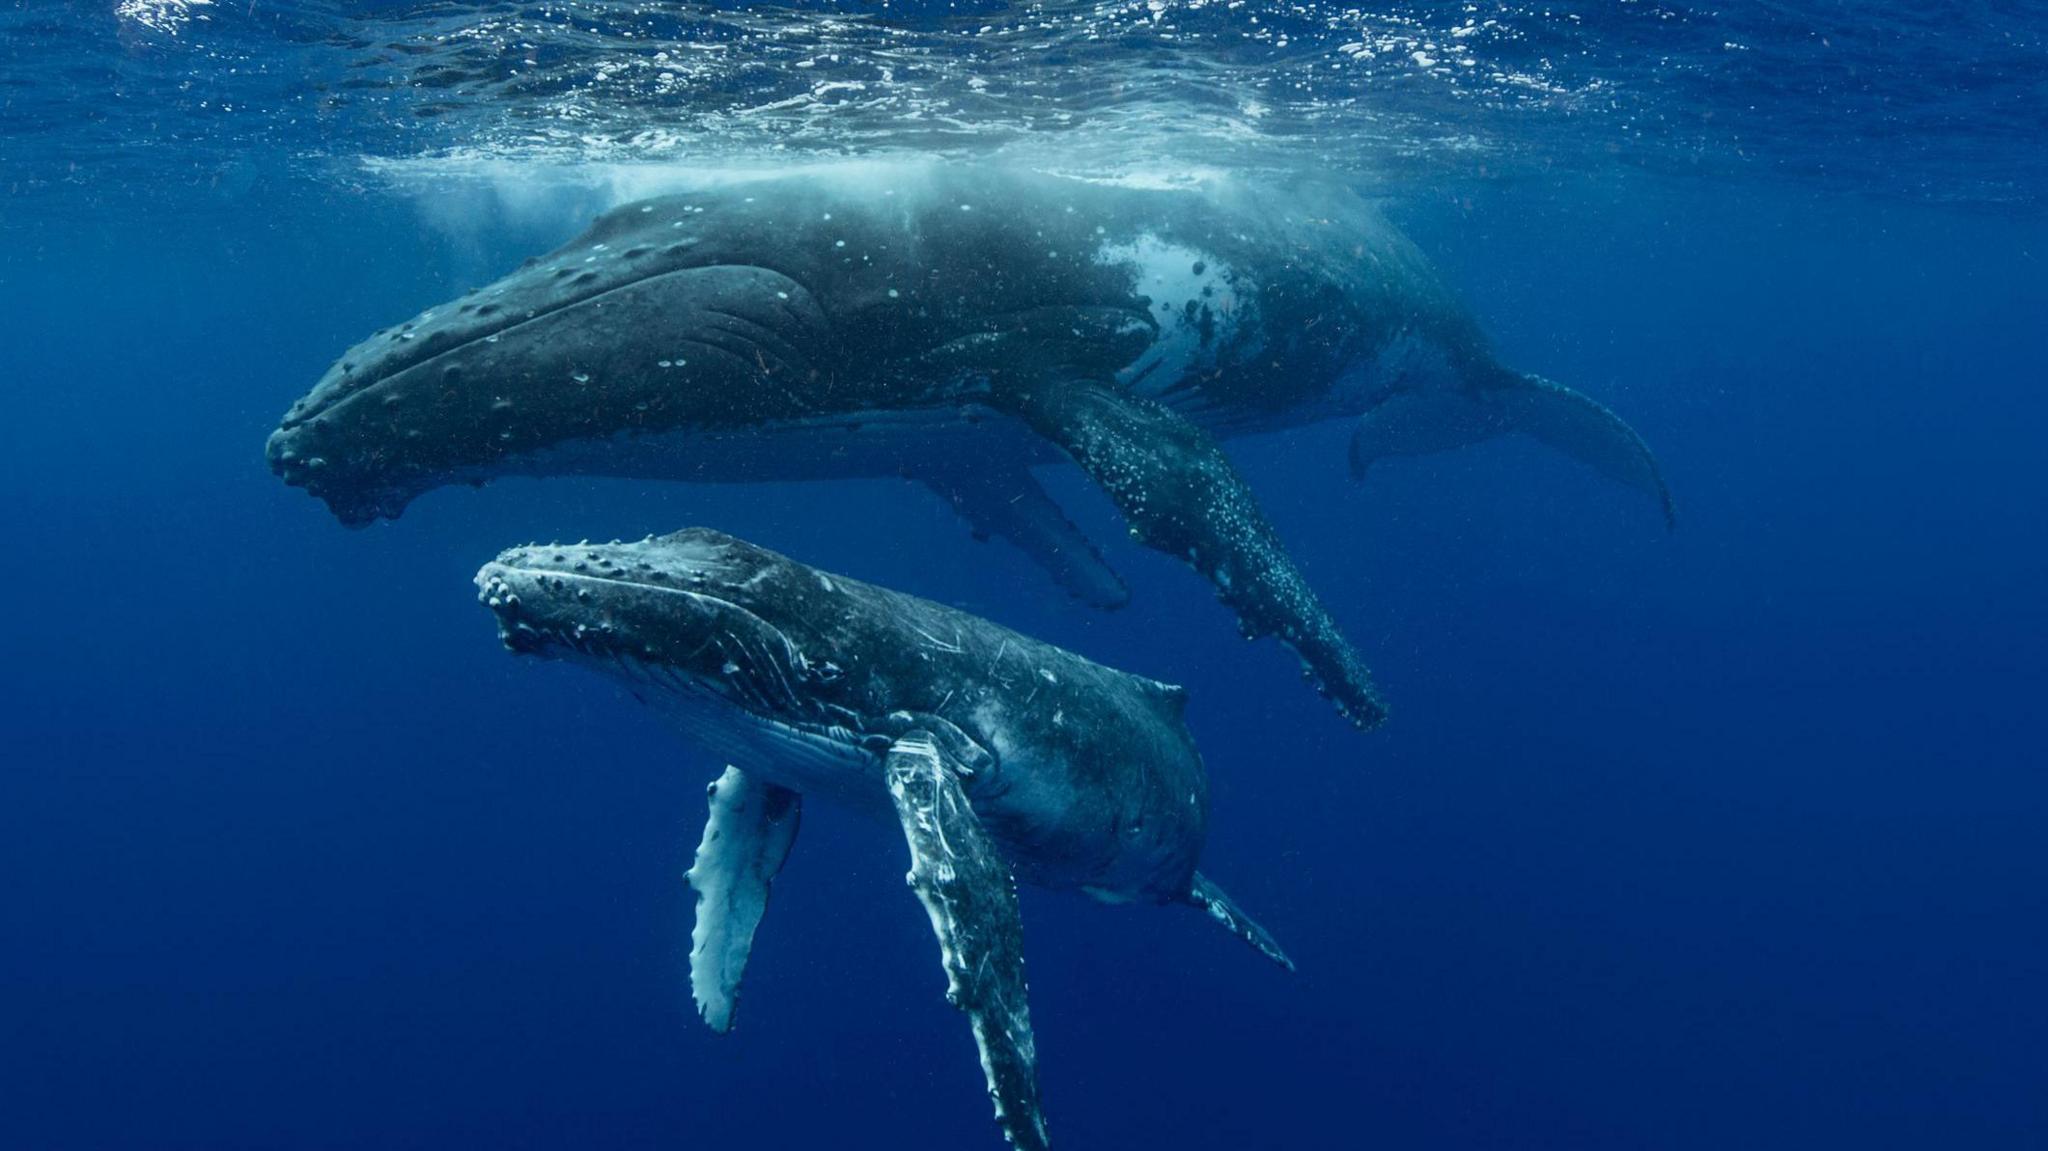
top-left (272, 163), bottom-right (1672, 729)
top-left (475, 527), bottom-right (1293, 1151)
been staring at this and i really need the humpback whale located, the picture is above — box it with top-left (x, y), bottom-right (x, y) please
top-left (274, 163), bottom-right (1672, 729)
top-left (474, 527), bottom-right (1292, 1150)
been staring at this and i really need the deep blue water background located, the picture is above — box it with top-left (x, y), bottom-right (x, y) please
top-left (6, 7), bottom-right (2048, 1144)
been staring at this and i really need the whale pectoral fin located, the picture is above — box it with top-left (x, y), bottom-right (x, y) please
top-left (884, 734), bottom-right (1049, 1151)
top-left (992, 379), bottom-right (1386, 730)
top-left (1351, 374), bottom-right (1674, 529)
top-left (684, 766), bottom-right (802, 1033)
top-left (920, 463), bottom-right (1130, 609)
top-left (1187, 872), bottom-right (1295, 973)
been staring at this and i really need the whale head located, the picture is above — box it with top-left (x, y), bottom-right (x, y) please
top-left (474, 527), bottom-right (926, 795)
top-left (267, 199), bottom-right (839, 526)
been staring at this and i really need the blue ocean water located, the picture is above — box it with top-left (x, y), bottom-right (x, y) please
top-left (4, 2), bottom-right (2046, 1148)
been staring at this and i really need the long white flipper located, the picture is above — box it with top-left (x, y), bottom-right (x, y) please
top-left (685, 766), bottom-right (802, 1033)
top-left (884, 733), bottom-right (1049, 1151)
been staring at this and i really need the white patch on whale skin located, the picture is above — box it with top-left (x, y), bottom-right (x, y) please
top-left (1095, 234), bottom-right (1239, 394)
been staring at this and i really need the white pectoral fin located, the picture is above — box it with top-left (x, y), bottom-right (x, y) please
top-left (685, 766), bottom-right (802, 1033)
top-left (884, 734), bottom-right (1049, 1151)
top-left (1351, 373), bottom-right (1674, 528)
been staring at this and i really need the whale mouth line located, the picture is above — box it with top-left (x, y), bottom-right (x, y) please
top-left (280, 260), bottom-right (792, 431)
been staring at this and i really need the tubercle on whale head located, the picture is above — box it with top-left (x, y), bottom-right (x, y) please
top-left (472, 529), bottom-right (865, 723)
top-left (264, 421), bottom-right (425, 525)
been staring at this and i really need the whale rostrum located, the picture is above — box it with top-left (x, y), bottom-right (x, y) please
top-left (475, 527), bottom-right (1293, 1150)
top-left (281, 163), bottom-right (1675, 729)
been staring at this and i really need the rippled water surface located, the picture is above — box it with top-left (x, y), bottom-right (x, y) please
top-left (7, 1), bottom-right (2044, 212)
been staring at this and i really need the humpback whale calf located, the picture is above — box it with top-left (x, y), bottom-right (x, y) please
top-left (275, 162), bottom-right (1672, 729)
top-left (474, 527), bottom-right (1293, 1150)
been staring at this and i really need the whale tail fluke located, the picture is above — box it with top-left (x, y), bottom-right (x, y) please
top-left (1187, 872), bottom-right (1295, 972)
top-left (1351, 372), bottom-right (1675, 529)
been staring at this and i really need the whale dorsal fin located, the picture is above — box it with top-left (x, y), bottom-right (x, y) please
top-left (884, 733), bottom-right (1049, 1151)
top-left (1148, 680), bottom-right (1189, 715)
top-left (990, 377), bottom-right (1387, 730)
top-left (684, 766), bottom-right (802, 1033)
